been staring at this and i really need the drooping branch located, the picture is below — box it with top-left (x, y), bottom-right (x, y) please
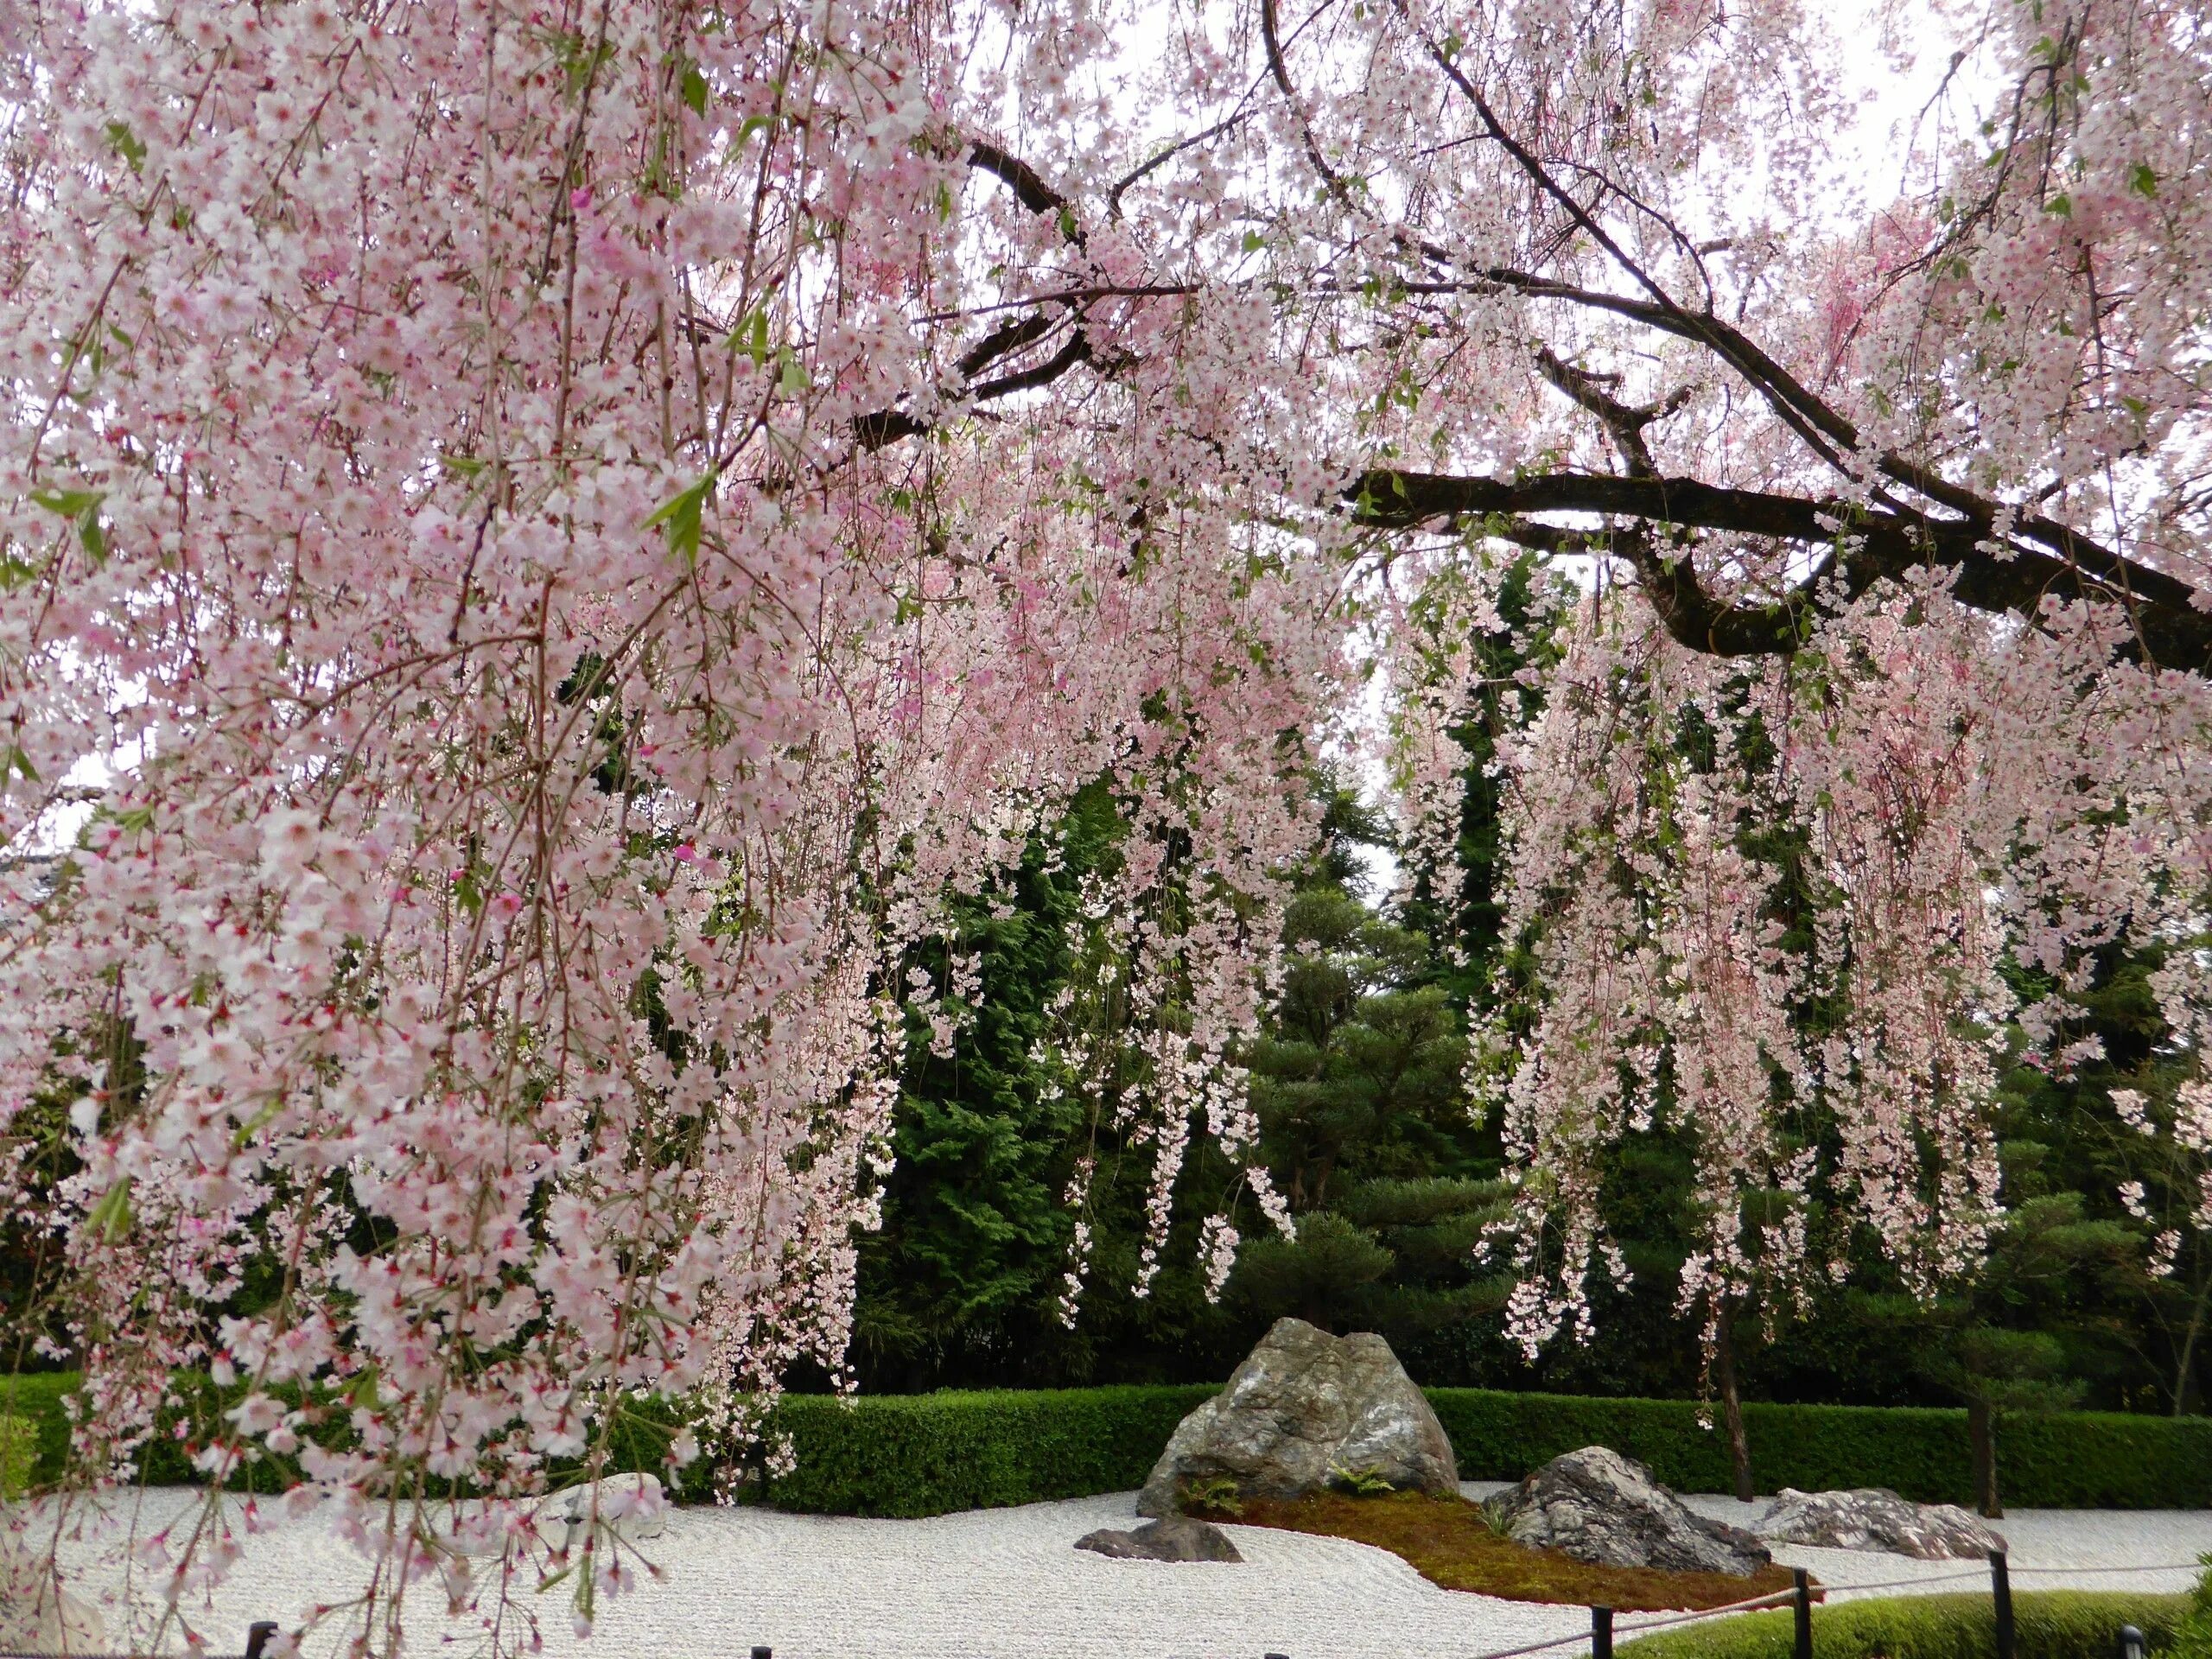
top-left (851, 140), bottom-right (1103, 450)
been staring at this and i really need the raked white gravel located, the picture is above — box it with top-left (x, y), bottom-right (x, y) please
top-left (22, 1484), bottom-right (2211, 1659)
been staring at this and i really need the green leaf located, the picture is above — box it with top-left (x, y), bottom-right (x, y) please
top-left (1056, 206), bottom-right (1078, 242)
top-left (30, 486), bottom-right (108, 565)
top-left (776, 348), bottom-right (810, 397)
top-left (89, 1176), bottom-right (133, 1243)
top-left (30, 486), bottom-right (102, 518)
top-left (680, 62), bottom-right (709, 118)
top-left (2128, 162), bottom-right (2158, 199)
top-left (735, 112), bottom-right (772, 146)
top-left (645, 473), bottom-right (716, 565)
top-left (727, 307), bottom-right (771, 365)
top-left (440, 454), bottom-right (486, 479)
top-left (104, 121), bottom-right (146, 173)
top-left (2044, 193), bottom-right (2072, 216)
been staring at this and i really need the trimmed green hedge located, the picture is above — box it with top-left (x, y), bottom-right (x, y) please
top-left (756, 1385), bottom-right (1219, 1516)
top-left (1427, 1390), bottom-right (2212, 1510)
top-left (0, 1372), bottom-right (78, 1490)
top-left (0, 1412), bottom-right (33, 1497)
top-left (1615, 1592), bottom-right (2191, 1659)
top-left (6, 1370), bottom-right (2209, 1516)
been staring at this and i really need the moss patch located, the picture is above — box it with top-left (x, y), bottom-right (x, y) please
top-left (1200, 1491), bottom-right (1807, 1611)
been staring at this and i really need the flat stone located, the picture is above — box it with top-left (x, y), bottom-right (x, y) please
top-left (1756, 1488), bottom-right (2005, 1560)
top-left (1487, 1446), bottom-right (1771, 1577)
top-left (1075, 1515), bottom-right (1243, 1562)
top-left (1136, 1317), bottom-right (1458, 1517)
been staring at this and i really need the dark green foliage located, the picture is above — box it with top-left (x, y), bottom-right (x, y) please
top-left (747, 1386), bottom-right (2212, 1514)
top-left (10, 1372), bottom-right (2209, 1513)
top-left (847, 801), bottom-right (1091, 1390)
top-left (1615, 1594), bottom-right (2192, 1659)
top-left (1429, 1389), bottom-right (2212, 1508)
top-left (1248, 887), bottom-right (1486, 1210)
top-left (2174, 1561), bottom-right (2212, 1659)
top-left (0, 1371), bottom-right (73, 1487)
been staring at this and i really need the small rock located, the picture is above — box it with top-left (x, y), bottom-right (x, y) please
top-left (1076, 1515), bottom-right (1243, 1562)
top-left (1756, 1488), bottom-right (2004, 1560)
top-left (1487, 1446), bottom-right (1771, 1577)
top-left (1136, 1317), bottom-right (1458, 1517)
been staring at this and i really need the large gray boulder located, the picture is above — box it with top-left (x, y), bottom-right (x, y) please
top-left (1487, 1446), bottom-right (1770, 1577)
top-left (1075, 1515), bottom-right (1243, 1562)
top-left (1135, 1317), bottom-right (1458, 1517)
top-left (1755, 1488), bottom-right (2004, 1559)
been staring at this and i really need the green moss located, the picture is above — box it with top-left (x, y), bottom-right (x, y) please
top-left (1213, 1489), bottom-right (1801, 1611)
top-left (1615, 1592), bottom-right (2191, 1659)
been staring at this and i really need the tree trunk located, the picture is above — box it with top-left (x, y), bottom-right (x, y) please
top-left (2172, 1261), bottom-right (2208, 1418)
top-left (1714, 1310), bottom-right (1755, 1503)
top-left (1968, 1397), bottom-right (2003, 1518)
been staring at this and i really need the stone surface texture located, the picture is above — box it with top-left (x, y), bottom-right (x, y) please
top-left (1074, 1515), bottom-right (1243, 1562)
top-left (1486, 1447), bottom-right (1771, 1576)
top-left (29, 1484), bottom-right (2212, 1659)
top-left (1754, 1488), bottom-right (2005, 1559)
top-left (1135, 1317), bottom-right (1458, 1517)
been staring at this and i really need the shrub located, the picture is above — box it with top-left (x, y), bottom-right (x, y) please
top-left (1427, 1390), bottom-right (2212, 1510)
top-left (0, 1373), bottom-right (77, 1491)
top-left (756, 1385), bottom-right (1217, 1516)
top-left (4, 1370), bottom-right (2208, 1516)
top-left (0, 1413), bottom-right (33, 1498)
top-left (1614, 1592), bottom-right (2192, 1659)
top-left (2174, 1560), bottom-right (2212, 1659)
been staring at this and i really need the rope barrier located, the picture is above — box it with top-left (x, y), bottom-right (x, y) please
top-left (1611, 1588), bottom-right (1801, 1637)
top-left (1460, 1629), bottom-right (1597, 1659)
top-left (1808, 1567), bottom-right (1993, 1594)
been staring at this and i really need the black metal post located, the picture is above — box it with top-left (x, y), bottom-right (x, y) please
top-left (1990, 1550), bottom-right (2014, 1659)
top-left (244, 1622), bottom-right (278, 1659)
top-left (2119, 1625), bottom-right (2147, 1659)
top-left (750, 1648), bottom-right (771, 1659)
top-left (1592, 1605), bottom-right (1614, 1659)
top-left (1794, 1567), bottom-right (1814, 1659)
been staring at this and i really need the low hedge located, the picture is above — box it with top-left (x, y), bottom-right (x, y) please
top-left (5, 1371), bottom-right (2209, 1516)
top-left (757, 1385), bottom-right (1219, 1516)
top-left (0, 1412), bottom-right (34, 1497)
top-left (1427, 1390), bottom-right (2212, 1510)
top-left (1614, 1592), bottom-right (2192, 1659)
top-left (0, 1372), bottom-right (79, 1490)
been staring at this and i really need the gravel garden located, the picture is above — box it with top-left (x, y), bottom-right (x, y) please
top-left (13, 1321), bottom-right (2212, 1659)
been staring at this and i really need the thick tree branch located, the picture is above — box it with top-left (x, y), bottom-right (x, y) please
top-left (1348, 467), bottom-right (2212, 670)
